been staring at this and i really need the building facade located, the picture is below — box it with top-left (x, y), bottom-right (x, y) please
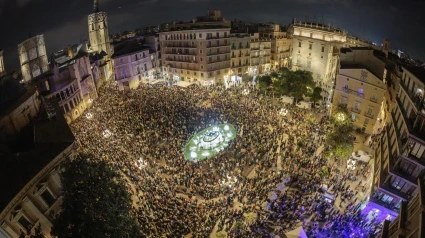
top-left (333, 66), bottom-right (387, 134)
top-left (259, 24), bottom-right (292, 70)
top-left (0, 116), bottom-right (75, 238)
top-left (288, 21), bottom-right (347, 91)
top-left (249, 33), bottom-right (271, 76)
top-left (34, 44), bottom-right (98, 124)
top-left (112, 44), bottom-right (154, 90)
top-left (366, 66), bottom-right (425, 223)
top-left (159, 10), bottom-right (231, 86)
top-left (344, 36), bottom-right (374, 48)
top-left (378, 179), bottom-right (425, 238)
top-left (229, 33), bottom-right (250, 81)
top-left (18, 35), bottom-right (49, 83)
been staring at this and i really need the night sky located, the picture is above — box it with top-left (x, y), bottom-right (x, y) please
top-left (0, 0), bottom-right (424, 71)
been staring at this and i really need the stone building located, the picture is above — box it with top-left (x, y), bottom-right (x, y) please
top-left (33, 43), bottom-right (98, 124)
top-left (288, 21), bottom-right (347, 91)
top-left (0, 115), bottom-right (75, 238)
top-left (249, 33), bottom-right (271, 76)
top-left (18, 35), bottom-right (49, 83)
top-left (344, 35), bottom-right (374, 48)
top-left (229, 33), bottom-right (250, 82)
top-left (333, 48), bottom-right (388, 135)
top-left (159, 10), bottom-right (231, 86)
top-left (112, 41), bottom-right (154, 90)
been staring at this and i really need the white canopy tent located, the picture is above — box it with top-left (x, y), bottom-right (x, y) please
top-left (285, 226), bottom-right (308, 238)
top-left (351, 150), bottom-right (371, 163)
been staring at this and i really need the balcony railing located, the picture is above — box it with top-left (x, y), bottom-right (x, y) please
top-left (380, 183), bottom-right (412, 200)
top-left (207, 51), bottom-right (230, 56)
top-left (400, 81), bottom-right (425, 116)
top-left (369, 196), bottom-right (400, 213)
top-left (164, 45), bottom-right (197, 48)
top-left (164, 51), bottom-right (197, 56)
top-left (207, 44), bottom-right (230, 48)
top-left (342, 87), bottom-right (365, 98)
top-left (206, 36), bottom-right (230, 40)
top-left (389, 165), bottom-right (418, 185)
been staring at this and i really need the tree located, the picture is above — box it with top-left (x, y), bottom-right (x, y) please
top-left (326, 104), bottom-right (354, 159)
top-left (51, 154), bottom-right (141, 238)
top-left (311, 87), bottom-right (323, 103)
top-left (257, 75), bottom-right (272, 91)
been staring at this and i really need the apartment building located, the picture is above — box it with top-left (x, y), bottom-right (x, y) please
top-left (259, 24), bottom-right (292, 70)
top-left (159, 10), bottom-right (231, 86)
top-left (379, 179), bottom-right (425, 238)
top-left (365, 65), bottom-right (425, 223)
top-left (334, 48), bottom-right (388, 135)
top-left (112, 42), bottom-right (154, 90)
top-left (229, 33), bottom-right (250, 81)
top-left (249, 33), bottom-right (271, 76)
top-left (288, 21), bottom-right (347, 91)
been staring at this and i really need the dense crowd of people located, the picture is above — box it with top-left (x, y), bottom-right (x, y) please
top-left (71, 82), bottom-right (382, 237)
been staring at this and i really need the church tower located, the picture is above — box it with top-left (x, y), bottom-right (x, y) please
top-left (88, 0), bottom-right (111, 57)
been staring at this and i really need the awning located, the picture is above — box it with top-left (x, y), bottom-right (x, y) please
top-left (285, 226), bottom-right (308, 238)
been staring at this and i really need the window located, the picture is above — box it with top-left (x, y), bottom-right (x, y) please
top-left (201, 73), bottom-right (204, 77)
top-left (298, 42), bottom-right (301, 47)
top-left (364, 118), bottom-right (369, 126)
top-left (296, 59), bottom-right (301, 66)
top-left (200, 57), bottom-right (203, 62)
top-left (41, 189), bottom-right (56, 206)
top-left (200, 49), bottom-right (203, 54)
top-left (322, 46), bottom-right (325, 52)
top-left (18, 215), bottom-right (33, 231)
top-left (224, 32), bottom-right (227, 38)
top-left (307, 61), bottom-right (311, 68)
top-left (309, 44), bottom-right (312, 50)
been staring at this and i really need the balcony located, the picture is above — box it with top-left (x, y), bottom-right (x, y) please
top-left (251, 47), bottom-right (260, 51)
top-left (207, 59), bottom-right (230, 64)
top-left (389, 165), bottom-right (418, 185)
top-left (369, 196), bottom-right (400, 213)
top-left (164, 58), bottom-right (198, 64)
top-left (207, 44), bottom-right (230, 49)
top-left (380, 183), bottom-right (411, 201)
top-left (351, 107), bottom-right (361, 114)
top-left (400, 81), bottom-right (425, 116)
top-left (207, 51), bottom-right (230, 56)
top-left (342, 87), bottom-right (365, 98)
top-left (396, 97), bottom-right (425, 142)
top-left (164, 45), bottom-right (197, 48)
top-left (164, 51), bottom-right (197, 56)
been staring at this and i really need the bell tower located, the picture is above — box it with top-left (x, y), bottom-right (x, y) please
top-left (88, 0), bottom-right (110, 57)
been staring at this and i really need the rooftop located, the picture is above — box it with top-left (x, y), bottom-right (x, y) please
top-left (340, 62), bottom-right (385, 84)
top-left (0, 115), bottom-right (74, 211)
top-left (112, 42), bottom-right (149, 58)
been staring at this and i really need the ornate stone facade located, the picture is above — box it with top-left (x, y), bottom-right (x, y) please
top-left (88, 12), bottom-right (111, 57)
top-left (17, 35), bottom-right (49, 83)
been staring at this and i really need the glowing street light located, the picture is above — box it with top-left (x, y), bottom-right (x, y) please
top-left (336, 112), bottom-right (346, 122)
top-left (88, 98), bottom-right (93, 104)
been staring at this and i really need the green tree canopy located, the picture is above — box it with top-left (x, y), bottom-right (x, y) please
top-left (51, 154), bottom-right (141, 238)
top-left (257, 68), bottom-right (318, 100)
top-left (326, 104), bottom-right (354, 158)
